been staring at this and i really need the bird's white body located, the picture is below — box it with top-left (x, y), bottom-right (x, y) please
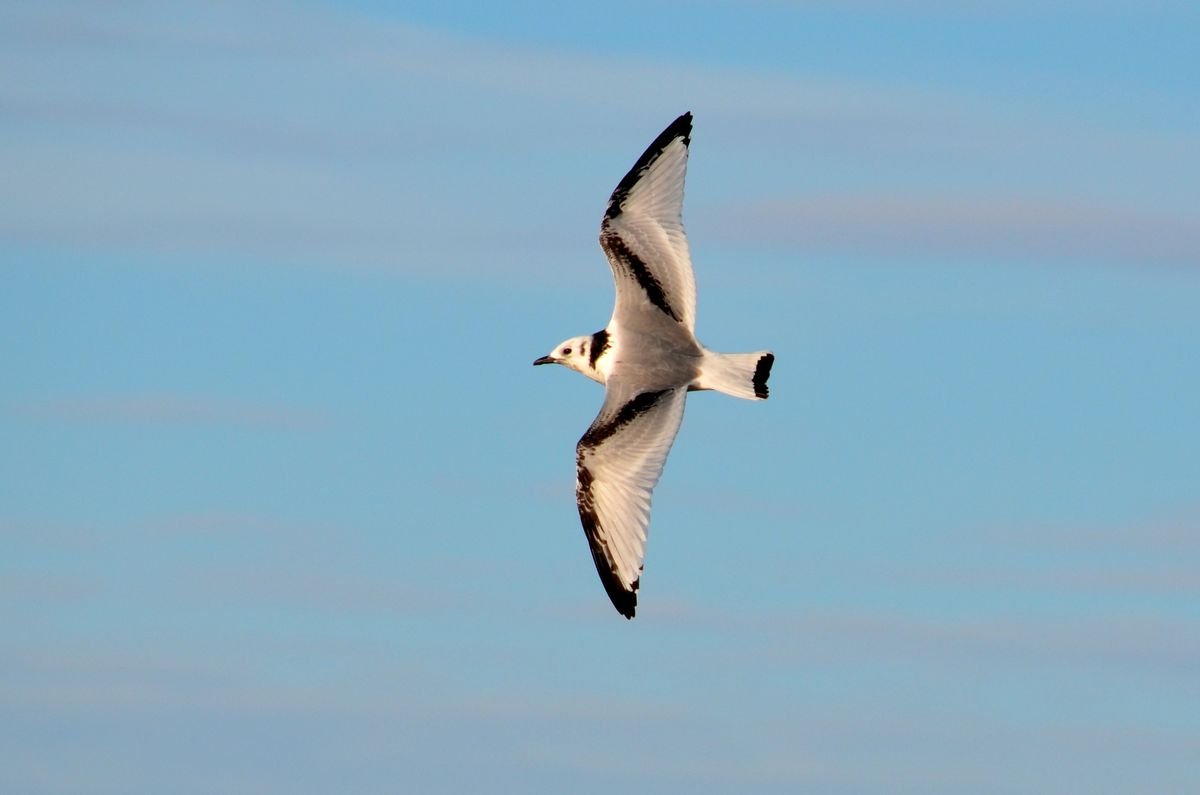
top-left (534, 112), bottom-right (774, 619)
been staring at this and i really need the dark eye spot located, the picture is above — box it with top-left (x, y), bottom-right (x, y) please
top-left (562, 347), bottom-right (572, 355)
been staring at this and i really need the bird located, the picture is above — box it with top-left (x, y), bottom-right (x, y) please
top-left (534, 111), bottom-right (774, 619)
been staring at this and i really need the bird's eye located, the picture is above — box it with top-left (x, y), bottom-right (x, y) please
top-left (562, 347), bottom-right (572, 355)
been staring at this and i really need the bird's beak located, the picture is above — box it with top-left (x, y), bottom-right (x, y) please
top-left (532, 355), bottom-right (555, 366)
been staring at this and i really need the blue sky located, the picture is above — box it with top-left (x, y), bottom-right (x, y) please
top-left (3, 1), bottom-right (1198, 792)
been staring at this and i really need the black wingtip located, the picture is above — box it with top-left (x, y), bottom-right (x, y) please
top-left (577, 464), bottom-right (640, 620)
top-left (610, 581), bottom-right (638, 620)
top-left (753, 353), bottom-right (775, 399)
top-left (604, 112), bottom-right (694, 220)
top-left (666, 111), bottom-right (693, 141)
top-left (587, 547), bottom-right (637, 619)
top-left (651, 112), bottom-right (693, 151)
top-left (589, 545), bottom-right (638, 619)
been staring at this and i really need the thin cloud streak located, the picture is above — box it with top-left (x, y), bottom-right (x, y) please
top-left (764, 609), bottom-right (1197, 673)
top-left (1, 512), bottom-right (344, 550)
top-left (1, 1), bottom-right (913, 119)
top-left (977, 507), bottom-right (1200, 551)
top-left (884, 508), bottom-right (1200, 596)
top-left (0, 91), bottom-right (408, 163)
top-left (702, 0), bottom-right (1196, 14)
top-left (890, 562), bottom-right (1200, 596)
top-left (8, 2), bottom-right (1194, 275)
top-left (181, 565), bottom-right (478, 619)
top-left (707, 193), bottom-right (1200, 266)
top-left (14, 394), bottom-right (330, 430)
top-left (634, 597), bottom-right (1199, 674)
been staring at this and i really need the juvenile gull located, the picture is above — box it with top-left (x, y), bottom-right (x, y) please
top-left (534, 112), bottom-right (774, 619)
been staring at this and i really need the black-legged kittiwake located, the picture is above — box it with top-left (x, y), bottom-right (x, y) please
top-left (534, 112), bottom-right (774, 619)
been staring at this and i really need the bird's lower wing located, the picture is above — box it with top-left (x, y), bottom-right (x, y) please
top-left (575, 383), bottom-right (688, 618)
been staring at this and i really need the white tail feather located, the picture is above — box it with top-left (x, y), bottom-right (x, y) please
top-left (696, 350), bottom-right (774, 400)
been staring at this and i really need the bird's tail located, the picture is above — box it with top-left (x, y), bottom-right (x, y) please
top-left (695, 350), bottom-right (774, 400)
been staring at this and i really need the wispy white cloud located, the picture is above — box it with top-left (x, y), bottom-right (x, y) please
top-left (5, 627), bottom-right (1195, 794)
top-left (702, 193), bottom-right (1200, 266)
top-left (180, 565), bottom-right (474, 618)
top-left (891, 561), bottom-right (1200, 597)
top-left (887, 508), bottom-right (1200, 596)
top-left (13, 394), bottom-right (330, 430)
top-left (689, 0), bottom-right (1197, 14)
top-left (0, 1), bottom-right (913, 140)
top-left (671, 603), bottom-right (1200, 674)
top-left (4, 1), bottom-right (1192, 274)
top-left (0, 512), bottom-right (339, 551)
top-left (976, 506), bottom-right (1200, 551)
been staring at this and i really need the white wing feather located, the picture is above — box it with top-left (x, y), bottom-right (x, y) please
top-left (575, 384), bottom-right (687, 617)
top-left (600, 113), bottom-right (698, 331)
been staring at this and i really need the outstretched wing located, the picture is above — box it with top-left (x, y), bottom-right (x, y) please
top-left (575, 380), bottom-right (688, 618)
top-left (600, 112), bottom-right (698, 332)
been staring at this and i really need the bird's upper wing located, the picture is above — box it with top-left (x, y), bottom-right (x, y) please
top-left (600, 112), bottom-right (697, 332)
top-left (575, 379), bottom-right (688, 618)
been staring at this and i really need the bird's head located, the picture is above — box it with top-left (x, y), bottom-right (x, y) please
top-left (533, 335), bottom-right (603, 383)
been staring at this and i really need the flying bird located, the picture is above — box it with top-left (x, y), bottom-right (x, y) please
top-left (534, 112), bottom-right (774, 619)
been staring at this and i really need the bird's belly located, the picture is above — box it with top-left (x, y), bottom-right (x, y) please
top-left (602, 329), bottom-right (702, 388)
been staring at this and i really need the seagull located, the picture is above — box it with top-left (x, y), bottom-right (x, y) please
top-left (534, 112), bottom-right (774, 619)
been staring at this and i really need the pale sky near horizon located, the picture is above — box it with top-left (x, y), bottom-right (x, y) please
top-left (3, 2), bottom-right (1199, 792)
